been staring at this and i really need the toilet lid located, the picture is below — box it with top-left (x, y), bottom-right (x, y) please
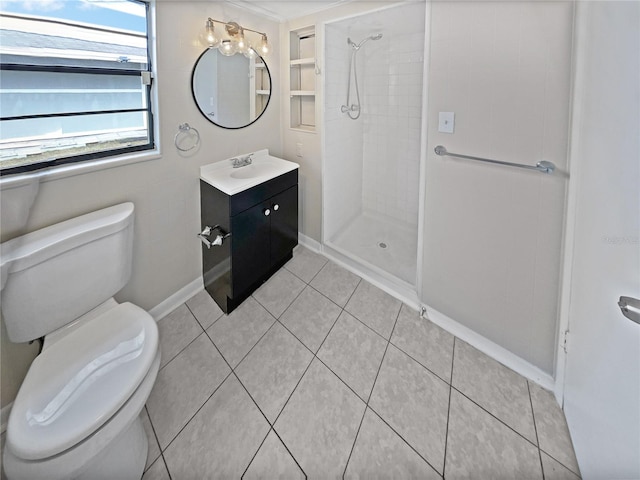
top-left (6, 302), bottom-right (159, 461)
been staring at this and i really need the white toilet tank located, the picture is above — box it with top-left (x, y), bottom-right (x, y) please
top-left (1, 203), bottom-right (135, 343)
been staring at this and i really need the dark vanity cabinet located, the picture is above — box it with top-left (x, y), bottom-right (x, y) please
top-left (200, 170), bottom-right (298, 313)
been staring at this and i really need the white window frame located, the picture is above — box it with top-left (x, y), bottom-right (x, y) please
top-left (0, 0), bottom-right (160, 182)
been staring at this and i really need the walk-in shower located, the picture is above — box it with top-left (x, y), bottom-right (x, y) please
top-left (324, 3), bottom-right (425, 291)
top-left (341, 33), bottom-right (383, 119)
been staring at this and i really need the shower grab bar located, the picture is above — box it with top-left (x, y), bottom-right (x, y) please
top-left (434, 145), bottom-right (555, 174)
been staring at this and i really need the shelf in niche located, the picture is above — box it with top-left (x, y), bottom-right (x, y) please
top-left (290, 125), bottom-right (316, 133)
top-left (290, 58), bottom-right (315, 66)
top-left (255, 63), bottom-right (266, 68)
top-left (290, 25), bottom-right (315, 132)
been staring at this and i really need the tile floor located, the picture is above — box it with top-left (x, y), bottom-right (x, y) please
top-left (139, 245), bottom-right (581, 479)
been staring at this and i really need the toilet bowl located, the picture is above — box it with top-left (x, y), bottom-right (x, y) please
top-left (0, 203), bottom-right (160, 480)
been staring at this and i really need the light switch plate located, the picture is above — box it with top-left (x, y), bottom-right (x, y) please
top-left (438, 112), bottom-right (455, 133)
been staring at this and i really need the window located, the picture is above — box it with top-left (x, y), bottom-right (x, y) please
top-left (0, 0), bottom-right (154, 175)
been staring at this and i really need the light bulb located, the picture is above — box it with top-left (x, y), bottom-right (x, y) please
top-left (219, 39), bottom-right (237, 56)
top-left (259, 34), bottom-right (270, 56)
top-left (236, 28), bottom-right (248, 54)
top-left (243, 46), bottom-right (258, 59)
top-left (205, 19), bottom-right (219, 48)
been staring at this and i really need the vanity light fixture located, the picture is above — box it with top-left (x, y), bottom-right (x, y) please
top-left (203, 18), bottom-right (270, 58)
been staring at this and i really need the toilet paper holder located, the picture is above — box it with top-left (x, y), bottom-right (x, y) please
top-left (198, 225), bottom-right (230, 248)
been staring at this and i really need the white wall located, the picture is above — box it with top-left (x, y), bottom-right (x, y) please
top-left (421, 1), bottom-right (574, 374)
top-left (0, 0), bottom-right (281, 409)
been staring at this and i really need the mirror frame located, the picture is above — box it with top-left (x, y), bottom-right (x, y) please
top-left (191, 48), bottom-right (272, 130)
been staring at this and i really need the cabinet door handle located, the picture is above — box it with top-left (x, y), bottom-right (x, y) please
top-left (264, 208), bottom-right (271, 216)
top-left (273, 204), bottom-right (279, 211)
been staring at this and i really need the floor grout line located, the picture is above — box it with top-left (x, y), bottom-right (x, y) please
top-left (160, 454), bottom-right (172, 480)
top-left (441, 338), bottom-right (457, 479)
top-left (154, 369), bottom-right (233, 454)
top-left (365, 405), bottom-right (444, 478)
top-left (388, 336), bottom-right (453, 386)
top-left (148, 251), bottom-right (575, 479)
top-left (341, 305), bottom-right (403, 477)
top-left (183, 295), bottom-right (225, 331)
top-left (282, 248), bottom-right (328, 286)
top-left (264, 349), bottom-right (317, 429)
top-left (340, 406), bottom-right (368, 479)
top-left (451, 383), bottom-right (541, 449)
top-left (252, 279), bottom-right (309, 322)
top-left (528, 380), bottom-right (547, 480)
top-left (358, 307), bottom-right (445, 477)
top-left (237, 416), bottom-right (272, 478)
top-left (143, 405), bottom-right (163, 473)
top-left (269, 427), bottom-right (309, 478)
top-left (156, 310), bottom-right (205, 372)
top-left (239, 262), bottom-right (370, 475)
top-left (162, 261), bottom-right (434, 476)
top-left (224, 315), bottom-right (279, 372)
top-left (251, 269), bottom-right (307, 320)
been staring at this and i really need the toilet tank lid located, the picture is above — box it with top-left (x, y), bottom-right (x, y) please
top-left (0, 202), bottom-right (134, 274)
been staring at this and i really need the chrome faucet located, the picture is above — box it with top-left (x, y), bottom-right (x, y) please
top-left (232, 153), bottom-right (253, 168)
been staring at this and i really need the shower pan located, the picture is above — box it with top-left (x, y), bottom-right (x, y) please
top-left (323, 3), bottom-right (426, 292)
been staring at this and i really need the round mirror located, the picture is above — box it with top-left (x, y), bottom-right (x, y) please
top-left (191, 48), bottom-right (271, 129)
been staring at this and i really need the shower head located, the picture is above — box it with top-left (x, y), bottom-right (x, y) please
top-left (349, 33), bottom-right (383, 50)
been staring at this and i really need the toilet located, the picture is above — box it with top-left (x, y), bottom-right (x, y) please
top-left (0, 203), bottom-right (160, 480)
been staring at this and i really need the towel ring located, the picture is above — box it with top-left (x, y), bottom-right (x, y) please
top-left (174, 123), bottom-right (200, 152)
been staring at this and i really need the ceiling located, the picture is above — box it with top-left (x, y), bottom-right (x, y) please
top-left (228, 0), bottom-right (350, 22)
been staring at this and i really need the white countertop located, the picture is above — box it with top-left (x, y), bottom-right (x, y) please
top-left (200, 149), bottom-right (299, 195)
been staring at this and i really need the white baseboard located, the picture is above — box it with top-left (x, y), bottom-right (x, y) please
top-left (146, 240), bottom-right (555, 394)
top-left (423, 304), bottom-right (555, 391)
top-left (148, 277), bottom-right (203, 322)
top-left (302, 233), bottom-right (555, 392)
top-left (298, 232), bottom-right (322, 253)
top-left (322, 242), bottom-right (420, 310)
top-left (1, 402), bottom-right (12, 434)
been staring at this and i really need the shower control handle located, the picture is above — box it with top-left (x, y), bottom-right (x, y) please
top-left (341, 104), bottom-right (360, 113)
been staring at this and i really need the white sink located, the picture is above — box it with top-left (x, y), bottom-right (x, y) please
top-left (229, 163), bottom-right (276, 179)
top-left (200, 150), bottom-right (299, 195)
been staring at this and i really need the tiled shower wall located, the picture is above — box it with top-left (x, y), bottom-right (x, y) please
top-left (324, 23), bottom-right (364, 238)
top-left (324, 3), bottom-right (425, 239)
top-left (361, 4), bottom-right (425, 226)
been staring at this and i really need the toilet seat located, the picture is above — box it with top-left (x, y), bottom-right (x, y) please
top-left (6, 302), bottom-right (158, 461)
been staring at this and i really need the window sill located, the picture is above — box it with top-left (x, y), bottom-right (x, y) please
top-left (0, 148), bottom-right (161, 188)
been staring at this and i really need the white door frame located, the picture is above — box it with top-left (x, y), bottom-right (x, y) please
top-left (553, 0), bottom-right (585, 405)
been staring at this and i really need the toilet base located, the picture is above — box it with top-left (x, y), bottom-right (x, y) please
top-left (76, 415), bottom-right (147, 480)
top-left (4, 415), bottom-right (148, 480)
